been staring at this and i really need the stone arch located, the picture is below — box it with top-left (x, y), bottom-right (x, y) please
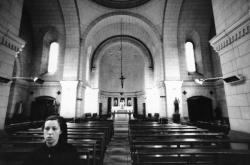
top-left (163, 0), bottom-right (184, 80)
top-left (90, 35), bottom-right (154, 71)
top-left (58, 0), bottom-right (81, 80)
top-left (81, 11), bottom-right (164, 85)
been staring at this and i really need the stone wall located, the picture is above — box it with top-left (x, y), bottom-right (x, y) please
top-left (211, 0), bottom-right (250, 133)
top-left (0, 0), bottom-right (25, 129)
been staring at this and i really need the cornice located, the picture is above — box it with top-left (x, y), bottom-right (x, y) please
top-left (0, 25), bottom-right (25, 55)
top-left (210, 11), bottom-right (250, 53)
top-left (100, 90), bottom-right (144, 97)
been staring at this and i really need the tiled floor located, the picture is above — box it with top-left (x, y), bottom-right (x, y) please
top-left (103, 121), bottom-right (131, 165)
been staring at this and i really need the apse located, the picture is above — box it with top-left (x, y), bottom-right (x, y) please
top-left (99, 42), bottom-right (145, 93)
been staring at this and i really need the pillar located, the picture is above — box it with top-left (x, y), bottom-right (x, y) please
top-left (60, 81), bottom-right (78, 118)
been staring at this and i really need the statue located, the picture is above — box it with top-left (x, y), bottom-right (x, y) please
top-left (173, 97), bottom-right (180, 123)
top-left (174, 97), bottom-right (179, 114)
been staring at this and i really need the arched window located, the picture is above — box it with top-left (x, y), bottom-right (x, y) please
top-left (48, 42), bottom-right (59, 74)
top-left (185, 41), bottom-right (196, 73)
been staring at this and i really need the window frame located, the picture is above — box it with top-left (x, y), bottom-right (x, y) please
top-left (185, 40), bottom-right (197, 74)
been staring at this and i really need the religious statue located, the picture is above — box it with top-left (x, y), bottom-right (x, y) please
top-left (173, 97), bottom-right (180, 123)
top-left (174, 97), bottom-right (179, 114)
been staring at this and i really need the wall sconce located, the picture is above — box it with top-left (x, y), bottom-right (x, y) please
top-left (194, 74), bottom-right (244, 85)
top-left (12, 77), bottom-right (44, 84)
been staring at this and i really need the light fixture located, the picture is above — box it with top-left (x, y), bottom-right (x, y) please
top-left (119, 18), bottom-right (126, 88)
top-left (194, 77), bottom-right (223, 85)
top-left (12, 76), bottom-right (44, 84)
top-left (194, 74), bottom-right (244, 85)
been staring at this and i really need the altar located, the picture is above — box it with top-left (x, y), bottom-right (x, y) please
top-left (113, 110), bottom-right (132, 121)
top-left (111, 99), bottom-right (133, 121)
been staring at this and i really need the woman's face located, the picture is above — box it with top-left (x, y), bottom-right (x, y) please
top-left (43, 120), bottom-right (62, 147)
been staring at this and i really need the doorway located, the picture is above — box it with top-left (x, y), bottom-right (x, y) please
top-left (187, 96), bottom-right (213, 122)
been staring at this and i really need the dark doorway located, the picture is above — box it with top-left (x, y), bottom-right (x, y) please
top-left (133, 97), bottom-right (138, 117)
top-left (107, 97), bottom-right (111, 117)
top-left (30, 96), bottom-right (59, 121)
top-left (187, 96), bottom-right (213, 122)
top-left (99, 103), bottom-right (102, 115)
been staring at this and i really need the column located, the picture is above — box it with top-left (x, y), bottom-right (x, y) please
top-left (75, 81), bottom-right (86, 118)
top-left (60, 81), bottom-right (78, 118)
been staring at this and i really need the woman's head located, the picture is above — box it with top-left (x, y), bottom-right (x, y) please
top-left (43, 115), bottom-right (67, 147)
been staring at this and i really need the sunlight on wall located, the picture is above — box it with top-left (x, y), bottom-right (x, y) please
top-left (185, 42), bottom-right (196, 73)
top-left (60, 81), bottom-right (78, 118)
top-left (146, 88), bottom-right (160, 115)
top-left (84, 87), bottom-right (99, 114)
top-left (48, 42), bottom-right (59, 74)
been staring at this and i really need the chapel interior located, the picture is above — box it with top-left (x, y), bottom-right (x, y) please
top-left (1, 0), bottom-right (250, 165)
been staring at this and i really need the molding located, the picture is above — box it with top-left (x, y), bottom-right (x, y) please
top-left (0, 25), bottom-right (25, 54)
top-left (100, 90), bottom-right (144, 97)
top-left (210, 11), bottom-right (250, 53)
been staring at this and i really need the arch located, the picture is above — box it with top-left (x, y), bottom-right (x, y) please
top-left (81, 11), bottom-right (164, 84)
top-left (163, 0), bottom-right (184, 80)
top-left (90, 35), bottom-right (154, 71)
top-left (58, 0), bottom-right (81, 79)
top-left (82, 11), bottom-right (161, 42)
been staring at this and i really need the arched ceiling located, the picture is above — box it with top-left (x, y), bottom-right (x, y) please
top-left (91, 0), bottom-right (151, 9)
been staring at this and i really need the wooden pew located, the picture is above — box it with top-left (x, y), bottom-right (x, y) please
top-left (6, 132), bottom-right (106, 162)
top-left (133, 148), bottom-right (250, 165)
top-left (128, 122), bottom-right (250, 165)
top-left (2, 120), bottom-right (115, 165)
top-left (130, 138), bottom-right (250, 160)
top-left (0, 138), bottom-right (99, 165)
top-left (129, 128), bottom-right (209, 134)
top-left (0, 142), bottom-right (92, 165)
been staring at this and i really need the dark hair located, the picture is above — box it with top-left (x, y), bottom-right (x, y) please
top-left (43, 115), bottom-right (68, 144)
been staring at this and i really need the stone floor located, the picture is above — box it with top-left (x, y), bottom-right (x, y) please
top-left (103, 121), bottom-right (132, 165)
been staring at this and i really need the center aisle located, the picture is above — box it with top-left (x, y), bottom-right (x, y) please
top-left (103, 120), bottom-right (132, 165)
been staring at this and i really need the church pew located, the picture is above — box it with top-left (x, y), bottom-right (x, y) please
top-left (67, 125), bottom-right (112, 143)
top-left (0, 139), bottom-right (99, 164)
top-left (129, 128), bottom-right (209, 134)
top-left (133, 148), bottom-right (250, 165)
top-left (2, 121), bottom-right (114, 165)
top-left (6, 133), bottom-right (106, 161)
top-left (129, 122), bottom-right (250, 164)
top-left (129, 125), bottom-right (198, 130)
top-left (130, 138), bottom-right (250, 159)
top-left (129, 132), bottom-right (226, 142)
top-left (130, 138), bottom-right (250, 148)
top-left (26, 127), bottom-right (112, 143)
top-left (4, 120), bottom-right (44, 133)
top-left (25, 124), bottom-right (112, 144)
top-left (0, 146), bottom-right (91, 165)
